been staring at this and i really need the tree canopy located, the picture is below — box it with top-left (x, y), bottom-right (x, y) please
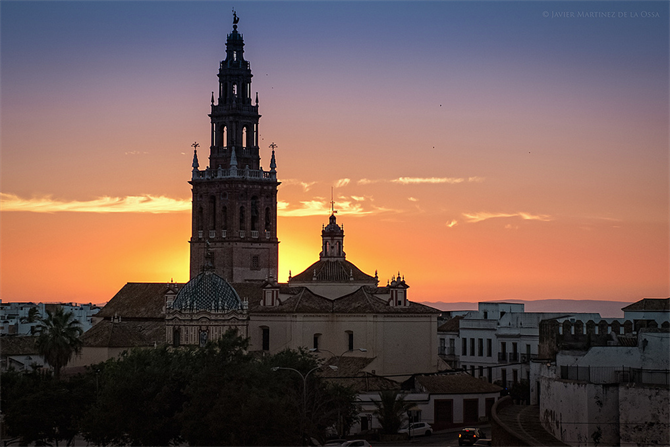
top-left (2, 330), bottom-right (359, 446)
top-left (35, 308), bottom-right (83, 379)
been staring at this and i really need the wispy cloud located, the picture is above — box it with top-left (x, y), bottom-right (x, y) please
top-left (125, 151), bottom-right (149, 155)
top-left (359, 176), bottom-right (484, 185)
top-left (278, 200), bottom-right (373, 217)
top-left (462, 211), bottom-right (553, 223)
top-left (281, 179), bottom-right (317, 191)
top-left (334, 178), bottom-right (350, 188)
top-left (0, 193), bottom-right (190, 214)
top-left (351, 196), bottom-right (365, 201)
top-left (446, 220), bottom-right (458, 228)
top-left (408, 197), bottom-right (418, 202)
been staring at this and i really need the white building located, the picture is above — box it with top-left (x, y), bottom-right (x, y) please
top-left (0, 301), bottom-right (100, 336)
top-left (439, 302), bottom-right (599, 390)
top-left (531, 298), bottom-right (670, 447)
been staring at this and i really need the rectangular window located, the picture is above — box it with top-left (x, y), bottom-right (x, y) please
top-left (487, 339), bottom-right (492, 357)
top-left (262, 327), bottom-right (269, 351)
top-left (462, 338), bottom-right (467, 356)
top-left (313, 334), bottom-right (320, 350)
top-left (487, 367), bottom-right (493, 383)
top-left (478, 366), bottom-right (483, 377)
top-left (478, 338), bottom-right (484, 357)
top-left (348, 332), bottom-right (354, 351)
top-left (470, 338), bottom-right (475, 357)
top-left (251, 255), bottom-right (260, 270)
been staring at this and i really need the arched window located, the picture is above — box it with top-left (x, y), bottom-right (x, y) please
top-left (265, 207), bottom-right (271, 232)
top-left (197, 207), bottom-right (204, 231)
top-left (239, 206), bottom-right (246, 230)
top-left (173, 329), bottom-right (181, 347)
top-left (244, 126), bottom-right (250, 148)
top-left (261, 326), bottom-right (270, 351)
top-left (313, 333), bottom-right (322, 350)
top-left (221, 125), bottom-right (228, 147)
top-left (222, 206), bottom-right (228, 230)
top-left (209, 196), bottom-right (216, 230)
top-left (251, 196), bottom-right (259, 231)
top-left (233, 83), bottom-right (238, 98)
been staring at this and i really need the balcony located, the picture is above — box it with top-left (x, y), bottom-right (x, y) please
top-left (251, 231), bottom-right (259, 239)
top-left (239, 231), bottom-right (245, 238)
top-left (198, 230), bottom-right (203, 239)
top-left (265, 231), bottom-right (271, 239)
top-left (509, 352), bottom-right (519, 362)
top-left (438, 346), bottom-right (456, 356)
top-left (209, 230), bottom-right (216, 239)
top-left (498, 353), bottom-right (508, 363)
top-left (221, 230), bottom-right (227, 238)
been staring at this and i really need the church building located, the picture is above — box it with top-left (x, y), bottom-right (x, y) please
top-left (74, 14), bottom-right (442, 379)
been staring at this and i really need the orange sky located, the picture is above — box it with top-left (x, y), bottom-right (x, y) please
top-left (1, 2), bottom-right (668, 305)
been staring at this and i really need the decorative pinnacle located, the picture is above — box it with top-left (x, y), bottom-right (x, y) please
top-left (191, 142), bottom-right (200, 169)
top-left (232, 9), bottom-right (239, 29)
top-left (269, 142), bottom-right (277, 172)
top-left (330, 187), bottom-right (338, 215)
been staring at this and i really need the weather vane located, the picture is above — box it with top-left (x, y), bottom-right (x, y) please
top-left (232, 9), bottom-right (239, 25)
top-left (269, 142), bottom-right (278, 151)
top-left (191, 142), bottom-right (200, 151)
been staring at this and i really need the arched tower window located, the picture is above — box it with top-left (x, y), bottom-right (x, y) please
top-left (251, 196), bottom-right (259, 231)
top-left (222, 206), bottom-right (228, 230)
top-left (173, 329), bottom-right (181, 347)
top-left (209, 196), bottom-right (216, 230)
top-left (244, 126), bottom-right (250, 148)
top-left (197, 206), bottom-right (204, 231)
top-left (233, 83), bottom-right (238, 98)
top-left (265, 207), bottom-right (271, 232)
top-left (239, 206), bottom-right (246, 230)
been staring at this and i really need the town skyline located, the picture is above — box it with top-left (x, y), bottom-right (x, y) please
top-left (2, 2), bottom-right (668, 305)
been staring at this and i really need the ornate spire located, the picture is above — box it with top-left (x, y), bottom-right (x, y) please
top-left (191, 142), bottom-right (200, 170)
top-left (269, 142), bottom-right (277, 173)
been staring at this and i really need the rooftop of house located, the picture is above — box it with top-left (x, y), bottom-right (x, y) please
top-left (622, 297), bottom-right (669, 312)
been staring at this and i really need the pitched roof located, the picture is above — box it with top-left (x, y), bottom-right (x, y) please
top-left (438, 315), bottom-right (463, 332)
top-left (0, 336), bottom-right (38, 356)
top-left (622, 298), bottom-right (669, 312)
top-left (81, 320), bottom-right (165, 348)
top-left (320, 356), bottom-right (401, 392)
top-left (97, 283), bottom-right (181, 320)
top-left (290, 259), bottom-right (376, 284)
top-left (414, 373), bottom-right (503, 394)
top-left (251, 286), bottom-right (440, 314)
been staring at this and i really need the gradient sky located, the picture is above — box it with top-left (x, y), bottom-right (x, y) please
top-left (1, 1), bottom-right (668, 305)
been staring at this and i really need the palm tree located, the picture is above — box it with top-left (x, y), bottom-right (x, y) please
top-left (371, 390), bottom-right (413, 434)
top-left (35, 308), bottom-right (83, 379)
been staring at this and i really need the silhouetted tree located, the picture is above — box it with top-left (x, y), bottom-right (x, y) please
top-left (371, 390), bottom-right (413, 434)
top-left (35, 308), bottom-right (83, 379)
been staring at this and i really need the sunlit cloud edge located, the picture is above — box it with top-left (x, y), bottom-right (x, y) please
top-left (0, 193), bottom-right (191, 214)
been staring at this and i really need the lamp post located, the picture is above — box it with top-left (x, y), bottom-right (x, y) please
top-left (272, 364), bottom-right (338, 445)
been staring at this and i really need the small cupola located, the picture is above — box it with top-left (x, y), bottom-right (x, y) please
top-left (388, 272), bottom-right (410, 307)
top-left (320, 213), bottom-right (345, 261)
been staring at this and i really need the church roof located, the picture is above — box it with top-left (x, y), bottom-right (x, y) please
top-left (251, 286), bottom-right (440, 314)
top-left (81, 319), bottom-right (165, 348)
top-left (622, 297), bottom-right (669, 312)
top-left (97, 282), bottom-right (179, 320)
top-left (290, 259), bottom-right (376, 284)
top-left (172, 271), bottom-right (243, 312)
top-left (0, 336), bottom-right (38, 356)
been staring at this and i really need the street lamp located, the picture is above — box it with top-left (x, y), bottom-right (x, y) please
top-left (271, 364), bottom-right (338, 445)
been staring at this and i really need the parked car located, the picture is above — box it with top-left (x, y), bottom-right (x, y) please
top-left (458, 428), bottom-right (485, 446)
top-left (398, 421), bottom-right (433, 437)
top-left (323, 440), bottom-right (348, 446)
top-left (340, 440), bottom-right (371, 447)
top-left (474, 439), bottom-right (492, 446)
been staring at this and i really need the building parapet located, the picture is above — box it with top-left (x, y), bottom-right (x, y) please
top-left (192, 166), bottom-right (276, 181)
top-left (560, 365), bottom-right (669, 386)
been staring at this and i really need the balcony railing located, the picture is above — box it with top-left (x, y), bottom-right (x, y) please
top-left (209, 230), bottom-right (216, 239)
top-left (251, 231), bottom-right (259, 239)
top-left (438, 346), bottom-right (456, 356)
top-left (498, 353), bottom-right (508, 363)
top-left (221, 230), bottom-right (227, 238)
top-left (509, 352), bottom-right (519, 362)
top-left (192, 165), bottom-right (276, 182)
top-left (239, 231), bottom-right (245, 238)
top-left (198, 230), bottom-right (203, 239)
top-left (265, 231), bottom-right (271, 239)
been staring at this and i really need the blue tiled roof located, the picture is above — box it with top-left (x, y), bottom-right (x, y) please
top-left (172, 271), bottom-right (242, 312)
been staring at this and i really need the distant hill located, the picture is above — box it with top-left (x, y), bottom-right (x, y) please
top-left (420, 299), bottom-right (633, 318)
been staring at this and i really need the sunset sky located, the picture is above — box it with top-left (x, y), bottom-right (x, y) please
top-left (1, 1), bottom-right (668, 306)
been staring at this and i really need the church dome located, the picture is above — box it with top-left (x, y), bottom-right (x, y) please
top-left (171, 271), bottom-right (242, 312)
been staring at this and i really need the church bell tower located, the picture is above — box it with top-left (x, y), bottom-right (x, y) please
top-left (189, 13), bottom-right (279, 283)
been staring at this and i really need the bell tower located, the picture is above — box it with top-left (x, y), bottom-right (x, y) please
top-left (189, 13), bottom-right (280, 283)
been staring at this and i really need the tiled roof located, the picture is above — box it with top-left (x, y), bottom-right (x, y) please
top-left (415, 373), bottom-right (503, 394)
top-left (622, 298), bottom-right (669, 312)
top-left (172, 271), bottom-right (242, 312)
top-left (320, 356), bottom-right (400, 392)
top-left (252, 286), bottom-right (441, 314)
top-left (97, 283), bottom-right (182, 320)
top-left (81, 320), bottom-right (165, 348)
top-left (290, 259), bottom-right (376, 283)
top-left (438, 315), bottom-right (463, 332)
top-left (0, 336), bottom-right (38, 356)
